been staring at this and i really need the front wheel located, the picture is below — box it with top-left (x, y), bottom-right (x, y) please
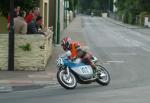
top-left (57, 69), bottom-right (77, 89)
top-left (96, 65), bottom-right (110, 86)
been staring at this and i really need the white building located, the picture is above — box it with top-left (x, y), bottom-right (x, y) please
top-left (113, 0), bottom-right (117, 12)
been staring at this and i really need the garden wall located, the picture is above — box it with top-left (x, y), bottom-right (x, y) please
top-left (0, 30), bottom-right (53, 71)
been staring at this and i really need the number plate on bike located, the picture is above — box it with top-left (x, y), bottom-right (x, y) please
top-left (71, 65), bottom-right (93, 78)
top-left (80, 66), bottom-right (90, 74)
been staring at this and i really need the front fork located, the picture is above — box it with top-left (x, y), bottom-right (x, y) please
top-left (65, 67), bottom-right (70, 78)
top-left (59, 66), bottom-right (71, 80)
top-left (63, 67), bottom-right (70, 78)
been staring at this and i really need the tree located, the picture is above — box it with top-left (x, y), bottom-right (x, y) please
top-left (68, 0), bottom-right (79, 17)
top-left (138, 0), bottom-right (150, 12)
top-left (116, 0), bottom-right (150, 14)
top-left (68, 0), bottom-right (78, 11)
top-left (79, 0), bottom-right (111, 12)
top-left (0, 0), bottom-right (38, 17)
top-left (79, 0), bottom-right (93, 11)
top-left (115, 0), bottom-right (150, 24)
top-left (91, 0), bottom-right (101, 10)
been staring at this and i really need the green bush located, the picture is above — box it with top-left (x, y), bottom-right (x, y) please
top-left (19, 43), bottom-right (32, 51)
top-left (128, 13), bottom-right (136, 25)
top-left (139, 11), bottom-right (149, 26)
top-left (117, 10), bottom-right (124, 21)
top-left (123, 11), bottom-right (129, 23)
top-left (122, 11), bottom-right (136, 25)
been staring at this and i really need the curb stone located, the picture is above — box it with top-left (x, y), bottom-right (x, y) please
top-left (0, 86), bottom-right (13, 93)
top-left (103, 17), bottom-right (143, 29)
top-left (0, 80), bottom-right (58, 93)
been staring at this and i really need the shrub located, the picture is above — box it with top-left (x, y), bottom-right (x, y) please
top-left (19, 43), bottom-right (31, 51)
top-left (128, 13), bottom-right (136, 25)
top-left (117, 10), bottom-right (124, 21)
top-left (123, 11), bottom-right (129, 23)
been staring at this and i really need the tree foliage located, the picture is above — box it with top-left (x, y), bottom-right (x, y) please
top-left (91, 0), bottom-right (101, 10)
top-left (115, 0), bottom-right (150, 14)
top-left (68, 0), bottom-right (78, 11)
top-left (115, 0), bottom-right (150, 24)
top-left (79, 0), bottom-right (113, 12)
top-left (0, 0), bottom-right (38, 17)
top-left (79, 0), bottom-right (93, 11)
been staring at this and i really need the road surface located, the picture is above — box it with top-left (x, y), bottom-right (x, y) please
top-left (0, 16), bottom-right (150, 103)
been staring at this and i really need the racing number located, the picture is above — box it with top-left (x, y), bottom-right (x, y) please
top-left (81, 66), bottom-right (89, 74)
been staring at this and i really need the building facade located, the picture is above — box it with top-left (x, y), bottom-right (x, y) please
top-left (40, 0), bottom-right (64, 43)
top-left (40, 0), bottom-right (49, 27)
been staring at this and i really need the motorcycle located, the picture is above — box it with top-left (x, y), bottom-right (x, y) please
top-left (56, 53), bottom-right (110, 89)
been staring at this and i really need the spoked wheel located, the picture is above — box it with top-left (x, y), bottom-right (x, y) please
top-left (57, 70), bottom-right (77, 89)
top-left (96, 65), bottom-right (110, 86)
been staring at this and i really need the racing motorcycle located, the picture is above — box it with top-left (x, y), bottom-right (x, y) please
top-left (56, 51), bottom-right (110, 89)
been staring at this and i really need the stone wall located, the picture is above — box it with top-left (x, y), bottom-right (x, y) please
top-left (0, 34), bottom-right (8, 70)
top-left (0, 30), bottom-right (53, 71)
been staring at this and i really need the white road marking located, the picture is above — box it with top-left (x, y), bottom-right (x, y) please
top-left (0, 86), bottom-right (13, 92)
top-left (111, 53), bottom-right (137, 56)
top-left (134, 41), bottom-right (143, 46)
top-left (141, 47), bottom-right (150, 52)
top-left (107, 60), bottom-right (125, 63)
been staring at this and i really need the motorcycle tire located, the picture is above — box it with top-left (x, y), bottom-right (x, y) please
top-left (57, 70), bottom-right (77, 89)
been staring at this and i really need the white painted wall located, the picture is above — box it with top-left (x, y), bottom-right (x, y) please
top-left (144, 17), bottom-right (150, 27)
top-left (113, 0), bottom-right (117, 12)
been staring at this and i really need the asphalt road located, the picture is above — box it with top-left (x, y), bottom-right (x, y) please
top-left (0, 16), bottom-right (150, 103)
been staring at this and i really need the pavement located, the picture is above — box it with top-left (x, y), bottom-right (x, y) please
top-left (62, 15), bottom-right (87, 46)
top-left (103, 17), bottom-right (144, 29)
top-left (0, 46), bottom-right (58, 92)
top-left (0, 16), bottom-right (87, 93)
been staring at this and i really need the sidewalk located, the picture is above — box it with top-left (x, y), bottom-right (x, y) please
top-left (0, 16), bottom-right (86, 92)
top-left (104, 17), bottom-right (150, 37)
top-left (62, 16), bottom-right (86, 45)
top-left (104, 17), bottom-right (144, 29)
top-left (0, 46), bottom-right (59, 92)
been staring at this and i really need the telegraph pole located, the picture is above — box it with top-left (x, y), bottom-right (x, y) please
top-left (57, 0), bottom-right (60, 44)
top-left (8, 0), bottom-right (15, 71)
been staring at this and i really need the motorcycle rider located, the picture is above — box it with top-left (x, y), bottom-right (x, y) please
top-left (61, 37), bottom-right (97, 73)
top-left (61, 37), bottom-right (80, 60)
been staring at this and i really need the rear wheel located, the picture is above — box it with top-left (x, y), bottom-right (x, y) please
top-left (96, 65), bottom-right (110, 86)
top-left (57, 70), bottom-right (77, 89)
